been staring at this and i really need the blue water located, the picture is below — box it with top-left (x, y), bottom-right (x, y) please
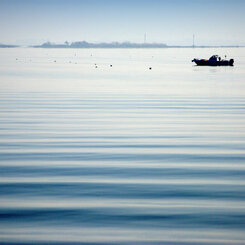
top-left (1, 48), bottom-right (245, 244)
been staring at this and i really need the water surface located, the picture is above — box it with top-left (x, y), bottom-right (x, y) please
top-left (0, 48), bottom-right (245, 244)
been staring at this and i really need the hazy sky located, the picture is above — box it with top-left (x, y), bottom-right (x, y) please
top-left (0, 0), bottom-right (245, 46)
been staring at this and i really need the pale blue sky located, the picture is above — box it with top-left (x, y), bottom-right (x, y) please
top-left (0, 0), bottom-right (244, 45)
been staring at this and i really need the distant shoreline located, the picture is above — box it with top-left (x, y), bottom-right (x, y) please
top-left (31, 42), bottom-right (244, 48)
top-left (0, 44), bottom-right (19, 48)
top-left (0, 41), bottom-right (244, 49)
top-left (31, 46), bottom-right (243, 49)
top-left (1, 46), bottom-right (244, 49)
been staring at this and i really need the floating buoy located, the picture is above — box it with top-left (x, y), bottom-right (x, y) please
top-left (149, 67), bottom-right (152, 70)
top-left (95, 66), bottom-right (98, 68)
top-left (110, 64), bottom-right (112, 67)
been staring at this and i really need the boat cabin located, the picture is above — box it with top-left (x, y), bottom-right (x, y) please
top-left (209, 55), bottom-right (221, 61)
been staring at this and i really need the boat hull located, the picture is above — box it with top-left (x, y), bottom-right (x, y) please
top-left (192, 59), bottom-right (234, 66)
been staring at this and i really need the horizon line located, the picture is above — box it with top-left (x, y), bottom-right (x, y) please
top-left (0, 40), bottom-right (244, 48)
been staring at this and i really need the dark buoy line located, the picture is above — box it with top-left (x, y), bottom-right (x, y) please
top-left (14, 55), bottom-right (153, 70)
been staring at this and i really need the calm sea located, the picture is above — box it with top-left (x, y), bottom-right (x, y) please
top-left (0, 48), bottom-right (245, 244)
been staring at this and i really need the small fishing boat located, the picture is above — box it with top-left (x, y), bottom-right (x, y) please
top-left (192, 55), bottom-right (234, 66)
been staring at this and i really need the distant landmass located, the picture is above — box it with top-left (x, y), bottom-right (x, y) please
top-left (31, 41), bottom-right (244, 49)
top-left (0, 41), bottom-right (243, 48)
top-left (32, 41), bottom-right (168, 48)
top-left (0, 44), bottom-right (19, 48)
